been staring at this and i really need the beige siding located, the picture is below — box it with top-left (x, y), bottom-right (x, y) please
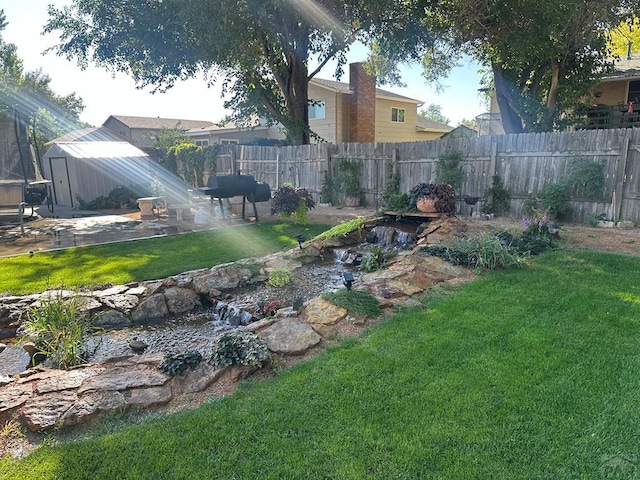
top-left (308, 84), bottom-right (340, 143)
top-left (595, 80), bottom-right (629, 105)
top-left (375, 98), bottom-right (430, 142)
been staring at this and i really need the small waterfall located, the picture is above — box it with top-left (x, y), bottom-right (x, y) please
top-left (213, 302), bottom-right (255, 326)
top-left (370, 226), bottom-right (396, 247)
top-left (333, 248), bottom-right (360, 265)
top-left (396, 231), bottom-right (417, 249)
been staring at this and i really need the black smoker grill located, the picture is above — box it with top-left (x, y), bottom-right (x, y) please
top-left (198, 173), bottom-right (271, 221)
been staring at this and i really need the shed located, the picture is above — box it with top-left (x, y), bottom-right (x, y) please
top-left (41, 141), bottom-right (156, 208)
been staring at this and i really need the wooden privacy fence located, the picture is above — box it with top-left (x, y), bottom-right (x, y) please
top-left (210, 127), bottom-right (640, 224)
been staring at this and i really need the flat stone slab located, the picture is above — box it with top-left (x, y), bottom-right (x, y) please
top-left (78, 365), bottom-right (170, 393)
top-left (20, 390), bottom-right (77, 431)
top-left (0, 383), bottom-right (33, 413)
top-left (304, 297), bottom-right (347, 326)
top-left (36, 367), bottom-right (105, 394)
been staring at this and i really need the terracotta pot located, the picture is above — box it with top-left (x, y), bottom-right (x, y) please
top-left (416, 197), bottom-right (437, 213)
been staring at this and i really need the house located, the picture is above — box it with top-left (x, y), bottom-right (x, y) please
top-left (582, 54), bottom-right (640, 129)
top-left (186, 119), bottom-right (285, 147)
top-left (102, 115), bottom-right (215, 149)
top-left (477, 54), bottom-right (640, 133)
top-left (41, 141), bottom-right (189, 208)
top-left (440, 124), bottom-right (478, 139)
top-left (185, 63), bottom-right (451, 146)
top-left (307, 63), bottom-right (451, 143)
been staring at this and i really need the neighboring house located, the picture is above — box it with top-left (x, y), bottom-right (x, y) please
top-left (307, 63), bottom-right (451, 143)
top-left (186, 119), bottom-right (285, 146)
top-left (102, 115), bottom-right (215, 149)
top-left (186, 63), bottom-right (451, 145)
top-left (582, 54), bottom-right (640, 129)
top-left (440, 124), bottom-right (478, 139)
top-left (477, 53), bottom-right (640, 133)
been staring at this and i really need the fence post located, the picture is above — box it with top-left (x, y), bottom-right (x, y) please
top-left (614, 134), bottom-right (630, 221)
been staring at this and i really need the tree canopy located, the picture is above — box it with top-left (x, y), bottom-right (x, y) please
top-left (44, 0), bottom-right (407, 145)
top-left (373, 0), bottom-right (640, 134)
top-left (0, 10), bottom-right (86, 154)
top-left (418, 104), bottom-right (449, 124)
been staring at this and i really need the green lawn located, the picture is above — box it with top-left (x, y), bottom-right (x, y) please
top-left (2, 250), bottom-right (639, 479)
top-left (0, 222), bottom-right (329, 295)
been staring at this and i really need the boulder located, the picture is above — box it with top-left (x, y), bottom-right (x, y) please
top-left (100, 294), bottom-right (140, 312)
top-left (132, 293), bottom-right (169, 322)
top-left (0, 383), bottom-right (32, 414)
top-left (164, 287), bottom-right (201, 314)
top-left (35, 367), bottom-right (105, 394)
top-left (61, 390), bottom-right (125, 427)
top-left (125, 385), bottom-right (172, 408)
top-left (171, 363), bottom-right (226, 395)
top-left (0, 344), bottom-right (32, 376)
top-left (78, 365), bottom-right (170, 393)
top-left (20, 390), bottom-right (77, 431)
top-left (304, 297), bottom-right (348, 328)
top-left (192, 266), bottom-right (255, 293)
top-left (260, 318), bottom-right (321, 355)
top-left (92, 309), bottom-right (132, 328)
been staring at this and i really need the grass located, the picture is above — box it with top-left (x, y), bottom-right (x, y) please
top-left (2, 250), bottom-right (640, 478)
top-left (0, 222), bottom-right (329, 295)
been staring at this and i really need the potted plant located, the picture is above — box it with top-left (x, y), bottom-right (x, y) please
top-left (408, 183), bottom-right (456, 215)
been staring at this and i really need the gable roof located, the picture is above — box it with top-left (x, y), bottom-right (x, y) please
top-left (309, 78), bottom-right (423, 104)
top-left (46, 127), bottom-right (133, 146)
top-left (416, 116), bottom-right (453, 132)
top-left (45, 141), bottom-right (149, 159)
top-left (103, 115), bottom-right (215, 130)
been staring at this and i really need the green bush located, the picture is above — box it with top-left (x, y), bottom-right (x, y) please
top-left (322, 289), bottom-right (382, 319)
top-left (210, 331), bottom-right (270, 368)
top-left (455, 233), bottom-right (523, 270)
top-left (158, 351), bottom-right (203, 376)
top-left (21, 292), bottom-right (95, 369)
top-left (267, 268), bottom-right (293, 287)
top-left (436, 151), bottom-right (465, 190)
top-left (360, 246), bottom-right (396, 272)
top-left (481, 175), bottom-right (510, 215)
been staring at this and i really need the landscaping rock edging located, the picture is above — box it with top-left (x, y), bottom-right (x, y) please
top-left (0, 217), bottom-right (471, 432)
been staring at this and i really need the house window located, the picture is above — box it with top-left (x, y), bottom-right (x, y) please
top-left (220, 139), bottom-right (239, 145)
top-left (309, 101), bottom-right (326, 120)
top-left (195, 139), bottom-right (209, 146)
top-left (391, 107), bottom-right (405, 123)
top-left (628, 80), bottom-right (640, 103)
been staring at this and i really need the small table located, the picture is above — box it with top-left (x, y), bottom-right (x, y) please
top-left (137, 196), bottom-right (164, 220)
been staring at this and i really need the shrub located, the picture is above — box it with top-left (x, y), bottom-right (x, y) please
top-left (322, 289), bottom-right (382, 319)
top-left (270, 184), bottom-right (316, 224)
top-left (455, 232), bottom-right (522, 270)
top-left (267, 268), bottom-right (292, 287)
top-left (360, 246), bottom-right (396, 272)
top-left (436, 151), bottom-right (465, 190)
top-left (158, 351), bottom-right (203, 376)
top-left (21, 292), bottom-right (94, 369)
top-left (481, 175), bottom-right (510, 215)
top-left (210, 331), bottom-right (270, 368)
top-left (313, 217), bottom-right (366, 242)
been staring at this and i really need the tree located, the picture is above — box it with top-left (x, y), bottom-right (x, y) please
top-left (418, 104), bottom-right (449, 124)
top-left (374, 0), bottom-right (640, 134)
top-left (44, 0), bottom-right (400, 145)
top-left (610, 18), bottom-right (640, 56)
top-left (0, 10), bottom-right (86, 155)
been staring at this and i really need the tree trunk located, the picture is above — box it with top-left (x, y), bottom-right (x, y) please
top-left (492, 63), bottom-right (525, 134)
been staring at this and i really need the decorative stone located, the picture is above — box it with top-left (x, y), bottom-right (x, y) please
top-left (125, 285), bottom-right (147, 296)
top-left (260, 318), bottom-right (321, 355)
top-left (164, 287), bottom-right (201, 314)
top-left (0, 374), bottom-right (13, 387)
top-left (171, 364), bottom-right (226, 395)
top-left (61, 390), bottom-right (125, 426)
top-left (93, 285), bottom-right (129, 297)
top-left (125, 385), bottom-right (172, 408)
top-left (20, 390), bottom-right (77, 431)
top-left (132, 293), bottom-right (169, 322)
top-left (304, 297), bottom-right (347, 327)
top-left (0, 344), bottom-right (32, 376)
top-left (92, 309), bottom-right (132, 328)
top-left (0, 383), bottom-right (32, 413)
top-left (36, 367), bottom-right (105, 394)
top-left (100, 294), bottom-right (139, 312)
top-left (0, 342), bottom-right (6, 353)
top-left (78, 365), bottom-right (170, 393)
top-left (192, 266), bottom-right (255, 293)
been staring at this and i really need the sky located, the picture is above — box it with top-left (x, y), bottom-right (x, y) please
top-left (2, 0), bottom-right (488, 129)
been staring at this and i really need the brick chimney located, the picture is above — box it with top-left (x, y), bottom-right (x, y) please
top-left (348, 63), bottom-right (376, 143)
